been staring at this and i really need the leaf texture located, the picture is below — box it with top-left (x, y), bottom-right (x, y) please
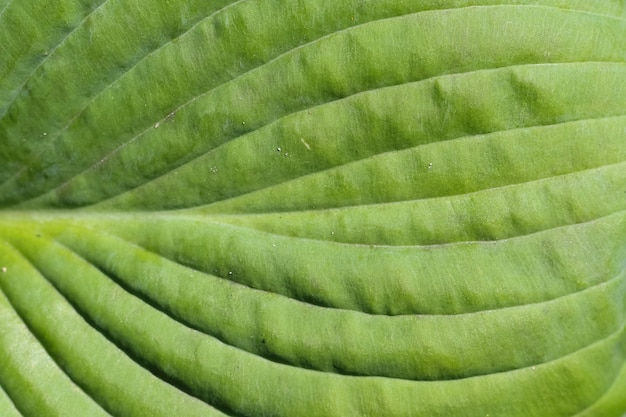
top-left (0, 1), bottom-right (625, 416)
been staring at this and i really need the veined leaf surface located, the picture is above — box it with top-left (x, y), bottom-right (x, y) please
top-left (1, 1), bottom-right (625, 416)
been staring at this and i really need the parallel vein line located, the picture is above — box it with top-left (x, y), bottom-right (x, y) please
top-left (15, 5), bottom-right (625, 205)
top-left (33, 233), bottom-right (626, 384)
top-left (198, 160), bottom-right (626, 220)
top-left (195, 206), bottom-right (626, 249)
top-left (93, 219), bottom-right (626, 317)
top-left (572, 360), bottom-right (626, 417)
top-left (0, 241), bottom-right (114, 416)
top-left (55, 61), bottom-right (626, 207)
top-left (53, 237), bottom-right (370, 382)
top-left (1, 0), bottom-right (410, 189)
top-left (0, 0), bottom-right (110, 121)
top-left (554, 322), bottom-right (626, 417)
top-left (210, 205), bottom-right (626, 248)
top-left (37, 239), bottom-right (238, 416)
top-left (0, 0), bottom-right (248, 189)
top-left (3, 2), bottom-right (429, 197)
top-left (95, 108), bottom-right (626, 211)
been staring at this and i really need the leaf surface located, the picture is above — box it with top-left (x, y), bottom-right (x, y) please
top-left (0, 1), bottom-right (625, 416)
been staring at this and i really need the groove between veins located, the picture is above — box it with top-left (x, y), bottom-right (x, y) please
top-left (64, 214), bottom-right (625, 317)
top-left (7, 234), bottom-right (626, 385)
top-left (0, 0), bottom-right (110, 121)
top-left (6, 12), bottom-right (626, 204)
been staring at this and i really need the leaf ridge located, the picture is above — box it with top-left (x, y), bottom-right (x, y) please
top-left (0, 0), bottom-right (246, 189)
top-left (0, 242), bottom-right (114, 417)
top-left (6, 6), bottom-right (626, 207)
top-left (77, 210), bottom-right (623, 316)
top-left (2, 236), bottom-right (225, 416)
top-left (0, 0), bottom-right (110, 122)
top-left (200, 162), bottom-right (626, 247)
top-left (47, 59), bottom-right (626, 209)
top-left (54, 225), bottom-right (626, 381)
top-left (112, 109), bottom-right (625, 213)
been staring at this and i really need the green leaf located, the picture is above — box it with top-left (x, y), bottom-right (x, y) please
top-left (1, 1), bottom-right (625, 416)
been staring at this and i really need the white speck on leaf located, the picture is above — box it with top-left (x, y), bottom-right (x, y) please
top-left (1, 267), bottom-right (6, 273)
top-left (300, 138), bottom-right (311, 150)
top-left (154, 122), bottom-right (160, 128)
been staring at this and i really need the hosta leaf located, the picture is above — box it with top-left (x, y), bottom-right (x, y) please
top-left (1, 1), bottom-right (625, 416)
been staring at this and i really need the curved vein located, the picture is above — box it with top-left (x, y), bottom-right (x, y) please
top-left (0, 0), bottom-right (109, 122)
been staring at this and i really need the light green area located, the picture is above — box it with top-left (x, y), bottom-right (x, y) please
top-left (0, 258), bottom-right (110, 417)
top-left (0, 239), bottom-right (224, 417)
top-left (0, 1), bottom-right (625, 416)
top-left (0, 383), bottom-right (22, 417)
